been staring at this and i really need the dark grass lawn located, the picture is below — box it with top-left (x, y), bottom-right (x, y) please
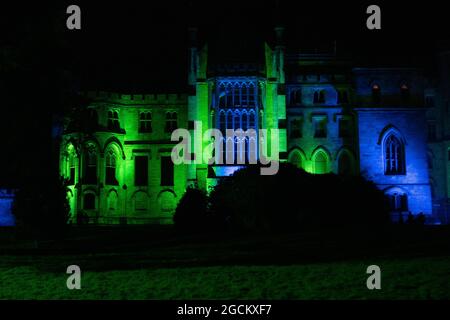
top-left (0, 225), bottom-right (449, 299)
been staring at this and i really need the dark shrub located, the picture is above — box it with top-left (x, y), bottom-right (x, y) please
top-left (209, 163), bottom-right (390, 233)
top-left (173, 186), bottom-right (210, 233)
top-left (12, 175), bottom-right (70, 240)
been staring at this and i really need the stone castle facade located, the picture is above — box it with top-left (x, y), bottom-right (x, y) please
top-left (57, 27), bottom-right (450, 225)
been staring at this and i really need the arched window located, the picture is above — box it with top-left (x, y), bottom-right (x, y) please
top-left (233, 84), bottom-right (240, 106)
top-left (313, 150), bottom-right (329, 174)
top-left (241, 111), bottom-right (248, 131)
top-left (233, 110), bottom-right (240, 130)
top-left (386, 192), bottom-right (408, 212)
top-left (384, 134), bottom-right (405, 175)
top-left (372, 84), bottom-right (381, 104)
top-left (338, 151), bottom-right (354, 175)
top-left (226, 83), bottom-right (233, 107)
top-left (134, 192), bottom-right (148, 211)
top-left (158, 191), bottom-right (176, 214)
top-left (289, 150), bottom-right (304, 169)
top-left (84, 193), bottom-right (96, 210)
top-left (226, 110), bottom-right (233, 130)
top-left (215, 81), bottom-right (258, 164)
top-left (84, 146), bottom-right (97, 184)
top-left (66, 145), bottom-right (77, 185)
top-left (249, 83), bottom-right (256, 105)
top-left (105, 150), bottom-right (118, 185)
top-left (241, 84), bottom-right (248, 105)
top-left (248, 110), bottom-right (256, 129)
top-left (219, 110), bottom-right (226, 134)
top-left (107, 191), bottom-right (118, 213)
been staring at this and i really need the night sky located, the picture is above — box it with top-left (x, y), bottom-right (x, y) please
top-left (1, 0), bottom-right (449, 187)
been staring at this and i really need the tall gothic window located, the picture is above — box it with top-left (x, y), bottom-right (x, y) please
top-left (384, 134), bottom-right (405, 175)
top-left (105, 150), bottom-right (118, 185)
top-left (217, 81), bottom-right (258, 108)
top-left (84, 146), bottom-right (97, 184)
top-left (107, 191), bottom-right (118, 213)
top-left (218, 108), bottom-right (257, 164)
top-left (161, 156), bottom-right (174, 186)
top-left (233, 86), bottom-right (240, 105)
top-left (248, 83), bottom-right (256, 105)
top-left (68, 153), bottom-right (76, 185)
top-left (219, 110), bottom-right (226, 133)
top-left (242, 111), bottom-right (248, 131)
top-left (216, 80), bottom-right (259, 164)
top-left (134, 192), bottom-right (148, 211)
top-left (226, 110), bottom-right (233, 130)
top-left (66, 145), bottom-right (77, 186)
top-left (248, 110), bottom-right (256, 129)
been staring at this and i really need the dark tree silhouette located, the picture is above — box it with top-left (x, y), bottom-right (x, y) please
top-left (173, 186), bottom-right (210, 234)
top-left (208, 163), bottom-right (390, 233)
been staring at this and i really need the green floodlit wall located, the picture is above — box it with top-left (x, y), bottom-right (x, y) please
top-left (60, 93), bottom-right (189, 224)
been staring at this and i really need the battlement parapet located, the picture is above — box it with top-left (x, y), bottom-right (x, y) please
top-left (83, 91), bottom-right (187, 105)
